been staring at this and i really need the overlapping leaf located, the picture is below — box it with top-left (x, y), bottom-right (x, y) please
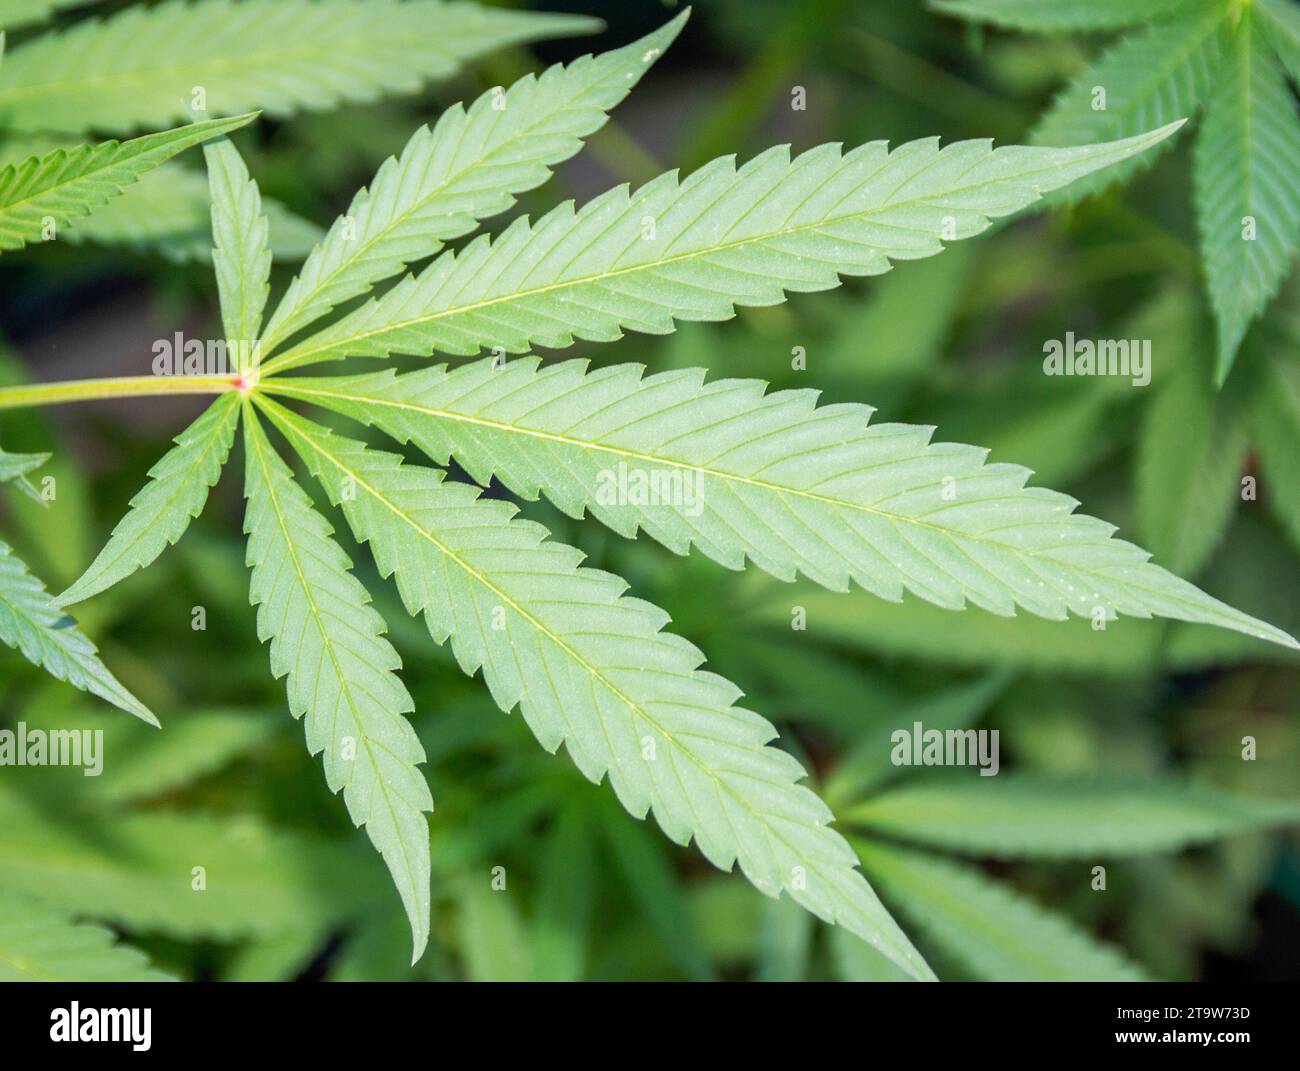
top-left (0, 783), bottom-right (375, 939)
top-left (262, 123), bottom-right (1184, 373)
top-left (242, 410), bottom-right (432, 958)
top-left (262, 13), bottom-right (686, 353)
top-left (0, 448), bottom-right (44, 479)
top-left (0, 0), bottom-right (88, 33)
top-left (1029, 4), bottom-right (1228, 201)
top-left (0, 132), bottom-right (324, 262)
top-left (0, 0), bottom-right (599, 133)
top-left (930, 0), bottom-right (1196, 33)
top-left (1260, 0), bottom-right (1300, 84)
top-left (845, 777), bottom-right (1300, 858)
top-left (0, 896), bottom-right (172, 982)
top-left (1137, 345), bottom-right (1249, 575)
top-left (0, 538), bottom-right (157, 724)
top-left (855, 839), bottom-right (1149, 981)
top-left (0, 112), bottom-right (254, 253)
top-left (266, 357), bottom-right (1298, 650)
top-left (257, 398), bottom-right (935, 981)
top-left (1194, 9), bottom-right (1300, 379)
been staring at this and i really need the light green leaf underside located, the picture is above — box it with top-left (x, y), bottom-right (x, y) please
top-left (0, 538), bottom-right (157, 724)
top-left (0, 443), bottom-right (47, 491)
top-left (57, 394), bottom-right (239, 608)
top-left (1194, 11), bottom-right (1300, 380)
top-left (264, 124), bottom-right (1185, 373)
top-left (206, 138), bottom-right (270, 345)
top-left (1260, 0), bottom-right (1300, 84)
top-left (845, 777), bottom-right (1300, 858)
top-left (0, 0), bottom-right (600, 133)
top-left (0, 112), bottom-right (254, 254)
top-left (257, 398), bottom-right (935, 982)
top-left (262, 13), bottom-right (686, 353)
top-left (1030, 5), bottom-right (1229, 201)
top-left (855, 839), bottom-right (1149, 981)
top-left (205, 136), bottom-right (270, 355)
top-left (931, 0), bottom-right (1197, 32)
top-left (0, 0), bottom-right (87, 32)
top-left (0, 896), bottom-right (172, 982)
top-left (1137, 349), bottom-right (1248, 575)
top-left (242, 409), bottom-right (431, 960)
top-left (831, 925), bottom-right (914, 981)
top-left (267, 357), bottom-right (1297, 651)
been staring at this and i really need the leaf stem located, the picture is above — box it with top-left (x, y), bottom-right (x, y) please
top-left (0, 375), bottom-right (238, 411)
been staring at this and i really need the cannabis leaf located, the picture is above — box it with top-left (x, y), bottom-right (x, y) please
top-left (0, 442), bottom-right (46, 500)
top-left (242, 409), bottom-right (433, 959)
top-left (56, 394), bottom-right (239, 607)
top-left (0, 112), bottom-right (255, 254)
top-left (1251, 325), bottom-right (1300, 553)
top-left (1137, 342), bottom-right (1249, 575)
top-left (0, 0), bottom-right (85, 33)
top-left (1194, 7), bottom-right (1300, 375)
top-left (266, 357), bottom-right (1298, 650)
top-left (256, 397), bottom-right (935, 981)
top-left (930, 0), bottom-right (1194, 32)
top-left (0, 0), bottom-right (599, 133)
top-left (0, 538), bottom-right (158, 725)
top-left (855, 839), bottom-right (1149, 981)
top-left (0, 780), bottom-right (375, 940)
top-left (57, 163), bottom-right (324, 262)
top-left (0, 895), bottom-right (173, 982)
top-left (205, 136), bottom-right (271, 358)
top-left (262, 12), bottom-right (688, 353)
top-left (0, 133), bottom-right (323, 261)
top-left (1262, 0), bottom-right (1300, 81)
top-left (942, 0), bottom-right (1300, 380)
top-left (260, 123), bottom-right (1185, 372)
top-left (845, 777), bottom-right (1300, 857)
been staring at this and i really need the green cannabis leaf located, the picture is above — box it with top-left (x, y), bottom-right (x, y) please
top-left (56, 395), bottom-right (240, 607)
top-left (0, 0), bottom-right (600, 133)
top-left (0, 112), bottom-right (255, 253)
top-left (0, 895), bottom-right (173, 981)
top-left (0, 1), bottom-right (86, 33)
top-left (260, 122), bottom-right (1186, 373)
top-left (265, 357), bottom-right (1296, 648)
top-left (939, 0), bottom-right (1300, 381)
top-left (11, 8), bottom-right (1298, 982)
top-left (262, 11), bottom-right (687, 352)
top-left (0, 538), bottom-right (158, 725)
top-left (854, 838), bottom-right (1150, 981)
top-left (243, 408), bottom-right (433, 958)
top-left (256, 394), bottom-right (935, 980)
top-left (845, 776), bottom-right (1300, 857)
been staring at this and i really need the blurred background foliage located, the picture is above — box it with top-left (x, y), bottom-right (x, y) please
top-left (1, 0), bottom-right (1298, 981)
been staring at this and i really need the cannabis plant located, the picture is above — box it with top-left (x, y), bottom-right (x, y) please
top-left (935, 0), bottom-right (1300, 382)
top-left (2, 8), bottom-right (1297, 981)
top-left (0, 0), bottom-right (593, 258)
